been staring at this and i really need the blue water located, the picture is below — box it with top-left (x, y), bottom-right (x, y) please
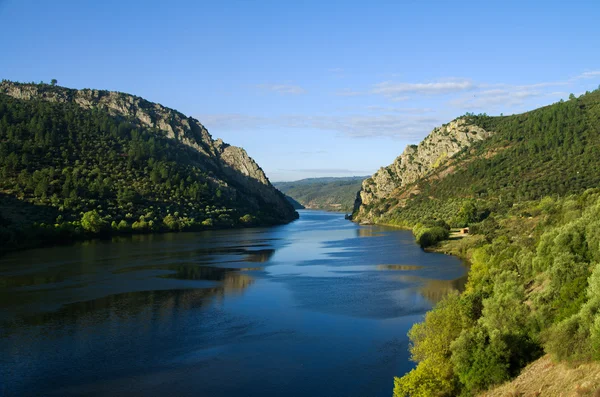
top-left (0, 210), bottom-right (466, 396)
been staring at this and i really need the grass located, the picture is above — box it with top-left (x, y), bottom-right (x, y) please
top-left (480, 355), bottom-right (600, 397)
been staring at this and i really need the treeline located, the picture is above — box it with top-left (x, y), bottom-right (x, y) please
top-left (0, 93), bottom-right (276, 251)
top-left (274, 176), bottom-right (366, 212)
top-left (387, 88), bottom-right (600, 395)
top-left (395, 189), bottom-right (600, 396)
top-left (361, 88), bottom-right (600, 228)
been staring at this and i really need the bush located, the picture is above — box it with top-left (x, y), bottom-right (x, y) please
top-left (393, 292), bottom-right (463, 397)
top-left (413, 224), bottom-right (450, 248)
top-left (80, 210), bottom-right (107, 233)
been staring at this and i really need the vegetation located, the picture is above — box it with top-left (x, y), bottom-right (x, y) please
top-left (274, 176), bottom-right (366, 212)
top-left (0, 86), bottom-right (293, 252)
top-left (379, 88), bottom-right (600, 395)
top-left (361, 89), bottom-right (600, 228)
top-left (412, 220), bottom-right (450, 248)
top-left (395, 191), bottom-right (600, 396)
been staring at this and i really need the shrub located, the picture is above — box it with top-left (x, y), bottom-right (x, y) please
top-left (80, 210), bottom-right (107, 233)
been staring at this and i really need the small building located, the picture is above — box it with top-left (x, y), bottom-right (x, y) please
top-left (460, 227), bottom-right (469, 235)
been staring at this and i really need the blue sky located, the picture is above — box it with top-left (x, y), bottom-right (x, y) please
top-left (1, 0), bottom-right (599, 181)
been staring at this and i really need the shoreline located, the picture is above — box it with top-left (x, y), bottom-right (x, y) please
top-left (0, 217), bottom-right (299, 256)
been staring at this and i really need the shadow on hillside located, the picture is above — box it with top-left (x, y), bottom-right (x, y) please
top-left (0, 192), bottom-right (59, 228)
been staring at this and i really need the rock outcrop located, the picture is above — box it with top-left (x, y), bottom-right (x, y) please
top-left (354, 118), bottom-right (493, 222)
top-left (0, 81), bottom-right (297, 222)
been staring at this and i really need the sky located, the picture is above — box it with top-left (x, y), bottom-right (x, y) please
top-left (1, 0), bottom-right (600, 181)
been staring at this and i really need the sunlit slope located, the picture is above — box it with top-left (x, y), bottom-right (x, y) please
top-left (355, 89), bottom-right (600, 227)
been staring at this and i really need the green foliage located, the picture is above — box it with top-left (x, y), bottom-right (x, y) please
top-left (394, 292), bottom-right (463, 397)
top-left (0, 84), bottom-right (294, 251)
top-left (274, 176), bottom-right (366, 212)
top-left (367, 89), bottom-right (600, 228)
top-left (80, 210), bottom-right (107, 233)
top-left (162, 214), bottom-right (180, 231)
top-left (469, 216), bottom-right (500, 242)
top-left (413, 224), bottom-right (450, 248)
top-left (395, 189), bottom-right (600, 395)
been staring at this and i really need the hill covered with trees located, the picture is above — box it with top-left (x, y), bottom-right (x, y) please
top-left (354, 89), bottom-right (600, 228)
top-left (0, 81), bottom-right (297, 252)
top-left (349, 88), bottom-right (600, 396)
top-left (274, 176), bottom-right (366, 212)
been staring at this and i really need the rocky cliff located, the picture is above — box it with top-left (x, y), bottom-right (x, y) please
top-left (353, 118), bottom-right (493, 222)
top-left (0, 81), bottom-right (297, 222)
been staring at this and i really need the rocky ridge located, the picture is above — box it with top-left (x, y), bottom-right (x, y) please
top-left (0, 81), bottom-right (296, 221)
top-left (353, 118), bottom-right (493, 222)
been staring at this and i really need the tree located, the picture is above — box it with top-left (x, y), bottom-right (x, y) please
top-left (50, 79), bottom-right (58, 86)
top-left (80, 210), bottom-right (107, 233)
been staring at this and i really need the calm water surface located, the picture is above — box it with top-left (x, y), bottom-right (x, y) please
top-left (0, 210), bottom-right (466, 396)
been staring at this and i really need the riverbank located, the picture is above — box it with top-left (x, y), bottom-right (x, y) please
top-left (390, 191), bottom-right (600, 396)
top-left (0, 216), bottom-right (297, 256)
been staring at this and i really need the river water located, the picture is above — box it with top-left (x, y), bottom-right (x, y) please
top-left (0, 210), bottom-right (466, 396)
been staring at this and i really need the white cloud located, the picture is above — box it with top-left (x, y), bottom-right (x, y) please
top-left (256, 84), bottom-right (306, 95)
top-left (366, 106), bottom-right (433, 114)
top-left (372, 79), bottom-right (475, 97)
top-left (198, 112), bottom-right (442, 140)
top-left (448, 86), bottom-right (572, 110)
top-left (277, 168), bottom-right (369, 174)
top-left (576, 70), bottom-right (600, 79)
top-left (197, 113), bottom-right (267, 130)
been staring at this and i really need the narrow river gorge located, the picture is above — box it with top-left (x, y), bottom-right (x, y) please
top-left (0, 210), bottom-right (466, 397)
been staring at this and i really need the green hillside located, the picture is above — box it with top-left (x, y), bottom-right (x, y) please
top-left (274, 176), bottom-right (366, 212)
top-left (359, 89), bottom-right (600, 228)
top-left (356, 89), bottom-right (600, 396)
top-left (0, 83), bottom-right (296, 252)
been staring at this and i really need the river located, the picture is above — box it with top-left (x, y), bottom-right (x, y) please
top-left (0, 210), bottom-right (466, 396)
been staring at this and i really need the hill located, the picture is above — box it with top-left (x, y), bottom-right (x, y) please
top-left (283, 194), bottom-right (305, 210)
top-left (349, 88), bottom-right (600, 396)
top-left (274, 176), bottom-right (366, 212)
top-left (0, 81), bottom-right (297, 252)
top-left (354, 89), bottom-right (600, 226)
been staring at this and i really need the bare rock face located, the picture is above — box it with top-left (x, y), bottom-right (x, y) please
top-left (0, 81), bottom-right (297, 222)
top-left (354, 118), bottom-right (493, 222)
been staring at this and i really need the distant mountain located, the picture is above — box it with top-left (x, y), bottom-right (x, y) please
top-left (0, 81), bottom-right (297, 251)
top-left (274, 176), bottom-right (367, 212)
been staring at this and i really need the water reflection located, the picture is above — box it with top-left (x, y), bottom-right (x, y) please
top-left (0, 232), bottom-right (276, 325)
top-left (377, 264), bottom-right (423, 271)
top-left (2, 270), bottom-right (255, 332)
top-left (0, 210), bottom-right (467, 397)
top-left (397, 275), bottom-right (468, 304)
top-left (356, 227), bottom-right (386, 237)
top-left (244, 249), bottom-right (276, 263)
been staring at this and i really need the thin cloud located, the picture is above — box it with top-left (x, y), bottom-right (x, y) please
top-left (198, 113), bottom-right (267, 130)
top-left (256, 84), bottom-right (306, 95)
top-left (372, 79), bottom-right (475, 96)
top-left (449, 88), bottom-right (564, 110)
top-left (576, 70), bottom-right (600, 79)
top-left (198, 113), bottom-right (442, 140)
top-left (366, 106), bottom-right (434, 114)
top-left (278, 168), bottom-right (370, 174)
